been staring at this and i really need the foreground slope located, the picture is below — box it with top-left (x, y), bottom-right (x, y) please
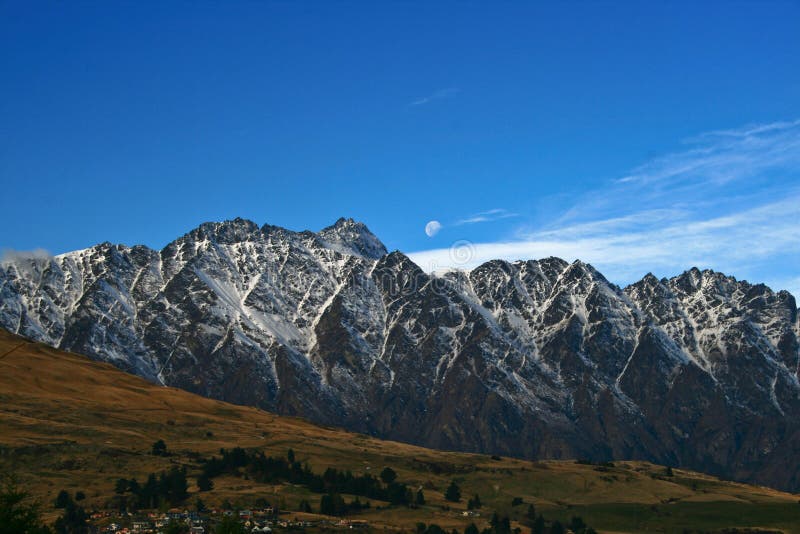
top-left (1, 218), bottom-right (799, 491)
top-left (2, 329), bottom-right (800, 533)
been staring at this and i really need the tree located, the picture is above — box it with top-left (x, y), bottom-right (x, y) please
top-left (444, 481), bottom-right (461, 502)
top-left (497, 517), bottom-right (511, 534)
top-left (287, 449), bottom-right (296, 464)
top-left (162, 467), bottom-right (188, 506)
top-left (511, 497), bottom-right (523, 506)
top-left (163, 520), bottom-right (189, 534)
top-left (215, 516), bottom-right (247, 534)
top-left (299, 499), bottom-right (312, 513)
top-left (532, 515), bottom-right (545, 534)
top-left (54, 490), bottom-right (71, 509)
top-left (526, 503), bottom-right (536, 521)
top-left (569, 516), bottom-right (586, 532)
top-left (386, 482), bottom-right (410, 505)
top-left (665, 466), bottom-right (674, 477)
top-left (54, 501), bottom-right (89, 534)
top-left (415, 489), bottom-right (426, 506)
top-left (151, 439), bottom-right (168, 456)
top-left (464, 524), bottom-right (480, 534)
top-left (467, 494), bottom-right (481, 510)
top-left (73, 492), bottom-right (85, 502)
top-left (197, 473), bottom-right (214, 492)
top-left (114, 478), bottom-right (128, 494)
top-left (550, 520), bottom-right (565, 534)
top-left (380, 467), bottom-right (397, 484)
top-left (195, 498), bottom-right (206, 513)
top-left (0, 478), bottom-right (52, 534)
top-left (320, 493), bottom-right (349, 516)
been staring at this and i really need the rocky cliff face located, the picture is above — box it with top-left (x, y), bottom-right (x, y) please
top-left (2, 218), bottom-right (799, 490)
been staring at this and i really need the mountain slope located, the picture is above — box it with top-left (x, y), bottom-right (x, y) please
top-left (1, 218), bottom-right (798, 492)
top-left (2, 328), bottom-right (800, 533)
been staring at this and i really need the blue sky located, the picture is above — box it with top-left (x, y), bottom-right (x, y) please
top-left (1, 2), bottom-right (799, 296)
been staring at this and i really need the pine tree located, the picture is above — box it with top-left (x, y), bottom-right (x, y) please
top-left (415, 489), bottom-right (426, 506)
top-left (197, 473), bottom-right (214, 492)
top-left (532, 515), bottom-right (545, 534)
top-left (0, 478), bottom-right (52, 534)
top-left (468, 494), bottom-right (482, 510)
top-left (114, 479), bottom-right (128, 494)
top-left (54, 501), bottom-right (89, 534)
top-left (151, 439), bottom-right (168, 456)
top-left (444, 481), bottom-right (461, 502)
top-left (54, 490), bottom-right (71, 509)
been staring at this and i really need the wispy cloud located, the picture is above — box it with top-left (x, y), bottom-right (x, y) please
top-left (409, 120), bottom-right (800, 298)
top-left (423, 208), bottom-right (519, 237)
top-left (1, 248), bottom-right (52, 263)
top-left (615, 119), bottom-right (800, 188)
top-left (408, 87), bottom-right (459, 107)
top-left (456, 208), bottom-right (519, 225)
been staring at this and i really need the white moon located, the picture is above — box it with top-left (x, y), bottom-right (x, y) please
top-left (424, 220), bottom-right (442, 237)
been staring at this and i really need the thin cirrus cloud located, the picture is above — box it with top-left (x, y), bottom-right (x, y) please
top-left (423, 209), bottom-right (518, 238)
top-left (456, 208), bottom-right (520, 225)
top-left (408, 87), bottom-right (459, 107)
top-left (409, 119), bottom-right (800, 298)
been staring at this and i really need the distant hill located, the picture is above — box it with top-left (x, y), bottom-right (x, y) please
top-left (2, 328), bottom-right (800, 533)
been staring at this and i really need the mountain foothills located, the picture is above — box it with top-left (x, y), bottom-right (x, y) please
top-left (5, 329), bottom-right (800, 533)
top-left (1, 218), bottom-right (799, 492)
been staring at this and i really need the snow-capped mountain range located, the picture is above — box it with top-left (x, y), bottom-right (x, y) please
top-left (2, 218), bottom-right (799, 490)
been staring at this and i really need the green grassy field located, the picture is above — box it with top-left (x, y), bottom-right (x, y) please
top-left (2, 329), bottom-right (799, 533)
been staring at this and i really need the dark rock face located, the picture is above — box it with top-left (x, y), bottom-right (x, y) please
top-left (1, 218), bottom-right (798, 491)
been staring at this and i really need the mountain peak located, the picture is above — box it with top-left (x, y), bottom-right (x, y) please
top-left (318, 218), bottom-right (387, 259)
top-left (191, 218), bottom-right (261, 244)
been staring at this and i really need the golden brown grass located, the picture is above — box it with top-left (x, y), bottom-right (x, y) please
top-left (1, 329), bottom-right (798, 533)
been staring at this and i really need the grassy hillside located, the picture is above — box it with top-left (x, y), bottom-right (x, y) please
top-left (1, 329), bottom-right (799, 533)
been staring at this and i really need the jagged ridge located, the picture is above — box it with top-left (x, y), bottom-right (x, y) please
top-left (1, 218), bottom-right (799, 491)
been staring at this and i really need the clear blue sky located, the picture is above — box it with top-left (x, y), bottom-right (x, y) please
top-left (2, 2), bottom-right (799, 295)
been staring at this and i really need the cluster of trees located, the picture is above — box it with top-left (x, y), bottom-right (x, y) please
top-left (200, 448), bottom-right (414, 506)
top-left (318, 493), bottom-right (371, 516)
top-left (416, 518), bottom-right (516, 534)
top-left (114, 466), bottom-right (189, 509)
top-left (523, 504), bottom-right (596, 534)
top-left (0, 480), bottom-right (90, 534)
top-left (52, 491), bottom-right (89, 534)
top-left (467, 493), bottom-right (482, 510)
top-left (416, 508), bottom-right (597, 534)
